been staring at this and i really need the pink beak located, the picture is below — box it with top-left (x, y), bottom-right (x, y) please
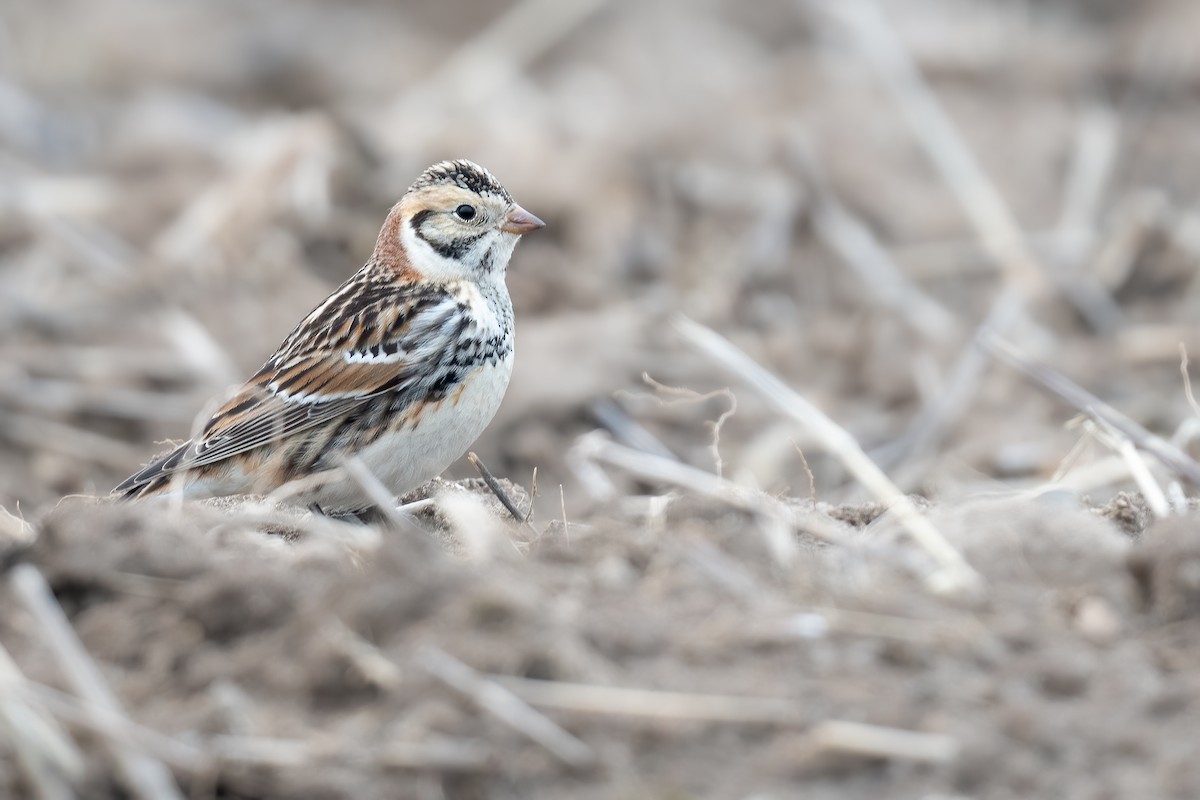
top-left (500, 205), bottom-right (546, 235)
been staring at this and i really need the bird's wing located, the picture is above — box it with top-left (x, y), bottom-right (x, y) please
top-left (187, 285), bottom-right (470, 468)
top-left (120, 280), bottom-right (472, 488)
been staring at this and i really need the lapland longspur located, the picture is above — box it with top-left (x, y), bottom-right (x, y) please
top-left (115, 159), bottom-right (543, 510)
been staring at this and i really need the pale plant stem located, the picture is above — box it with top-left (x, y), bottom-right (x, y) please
top-left (675, 316), bottom-right (982, 597)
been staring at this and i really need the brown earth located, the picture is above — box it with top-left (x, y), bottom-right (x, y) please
top-left (5, 0), bottom-right (1200, 797)
top-left (4, 489), bottom-right (1199, 799)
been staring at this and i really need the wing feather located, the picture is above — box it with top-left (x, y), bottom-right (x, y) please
top-left (119, 279), bottom-right (472, 487)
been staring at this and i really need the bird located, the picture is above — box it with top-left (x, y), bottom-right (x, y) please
top-left (114, 159), bottom-right (544, 511)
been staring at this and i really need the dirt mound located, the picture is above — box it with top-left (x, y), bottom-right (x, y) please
top-left (2, 488), bottom-right (1196, 798)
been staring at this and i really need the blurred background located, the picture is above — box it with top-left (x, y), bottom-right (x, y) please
top-left (11, 3), bottom-right (1200, 797)
top-left (4, 0), bottom-right (1200, 514)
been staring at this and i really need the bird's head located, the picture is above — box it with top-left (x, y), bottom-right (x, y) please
top-left (377, 159), bottom-right (544, 283)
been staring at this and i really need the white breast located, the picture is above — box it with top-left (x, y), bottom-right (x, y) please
top-left (311, 352), bottom-right (514, 510)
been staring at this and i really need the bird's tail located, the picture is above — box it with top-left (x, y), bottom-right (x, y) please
top-left (112, 441), bottom-right (192, 500)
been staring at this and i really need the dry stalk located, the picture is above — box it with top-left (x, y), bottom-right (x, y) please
top-left (565, 436), bottom-right (620, 501)
top-left (339, 455), bottom-right (430, 540)
top-left (1172, 418), bottom-right (1200, 457)
top-left (527, 470), bottom-right (539, 521)
top-left (205, 736), bottom-right (312, 767)
top-left (791, 142), bottom-right (958, 343)
top-left (1091, 191), bottom-right (1171, 294)
top-left (1050, 424), bottom-right (1096, 485)
top-left (1046, 454), bottom-right (1141, 496)
top-left (620, 373), bottom-right (738, 477)
top-left (205, 734), bottom-right (314, 767)
top-left (0, 503), bottom-right (34, 546)
top-left (26, 213), bottom-right (135, 277)
top-left (1113, 436), bottom-right (1171, 519)
top-left (207, 734), bottom-right (491, 772)
top-left (1082, 419), bottom-right (1170, 519)
top-left (1168, 481), bottom-right (1189, 515)
top-left (748, 607), bottom-right (983, 646)
top-left (807, 719), bottom-right (959, 764)
top-left (396, 497), bottom-right (436, 516)
top-left (321, 619), bottom-right (403, 692)
top-left (495, 675), bottom-right (960, 766)
top-left (1050, 104), bottom-right (1123, 333)
top-left (590, 396), bottom-right (678, 462)
top-left (572, 431), bottom-right (848, 562)
top-left (675, 316), bottom-right (983, 597)
top-left (371, 738), bottom-right (491, 772)
top-left (816, 0), bottom-right (1050, 299)
top-left (0, 645), bottom-right (84, 800)
top-left (558, 484), bottom-right (570, 542)
top-left (986, 336), bottom-right (1200, 485)
top-left (9, 565), bottom-right (185, 800)
top-left (466, 451), bottom-right (526, 523)
top-left (1058, 106), bottom-right (1119, 238)
top-left (890, 229), bottom-right (1070, 281)
top-left (18, 682), bottom-right (210, 775)
top-left (810, 0), bottom-right (1094, 475)
top-left (1180, 344), bottom-right (1200, 419)
top-left (492, 676), bottom-right (803, 725)
top-left (12, 644), bottom-right (483, 777)
top-left (873, 286), bottom-right (1029, 474)
top-left (416, 645), bottom-right (597, 770)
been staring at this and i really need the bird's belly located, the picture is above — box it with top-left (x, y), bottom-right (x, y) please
top-left (315, 356), bottom-right (513, 508)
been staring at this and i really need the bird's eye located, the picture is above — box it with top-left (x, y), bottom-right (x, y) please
top-left (455, 204), bottom-right (477, 221)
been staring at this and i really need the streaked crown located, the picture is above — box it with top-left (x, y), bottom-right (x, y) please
top-left (408, 159), bottom-right (513, 204)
